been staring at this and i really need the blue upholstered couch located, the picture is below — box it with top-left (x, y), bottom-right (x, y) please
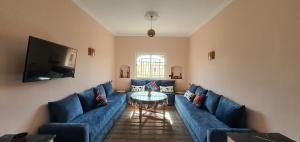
top-left (38, 82), bottom-right (127, 142)
top-left (175, 84), bottom-right (252, 142)
top-left (127, 79), bottom-right (176, 105)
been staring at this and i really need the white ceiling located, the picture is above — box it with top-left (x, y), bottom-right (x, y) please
top-left (73, 0), bottom-right (232, 37)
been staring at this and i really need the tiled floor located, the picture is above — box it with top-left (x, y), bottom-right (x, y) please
top-left (104, 106), bottom-right (193, 142)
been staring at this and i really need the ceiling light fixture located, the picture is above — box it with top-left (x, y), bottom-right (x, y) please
top-left (145, 11), bottom-right (158, 37)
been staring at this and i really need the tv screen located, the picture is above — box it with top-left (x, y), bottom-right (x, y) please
top-left (23, 36), bottom-right (77, 82)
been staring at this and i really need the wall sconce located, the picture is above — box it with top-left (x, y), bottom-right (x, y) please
top-left (208, 50), bottom-right (215, 60)
top-left (88, 47), bottom-right (95, 56)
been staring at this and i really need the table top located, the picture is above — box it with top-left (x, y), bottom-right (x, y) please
top-left (227, 132), bottom-right (295, 142)
top-left (131, 91), bottom-right (167, 103)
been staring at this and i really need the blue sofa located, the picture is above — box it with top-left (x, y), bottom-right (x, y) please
top-left (175, 85), bottom-right (252, 142)
top-left (38, 82), bottom-right (127, 142)
top-left (127, 79), bottom-right (176, 105)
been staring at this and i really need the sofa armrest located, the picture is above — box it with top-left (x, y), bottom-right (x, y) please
top-left (38, 123), bottom-right (89, 142)
top-left (207, 128), bottom-right (254, 142)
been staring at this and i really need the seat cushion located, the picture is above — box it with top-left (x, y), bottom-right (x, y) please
top-left (215, 97), bottom-right (246, 128)
top-left (103, 81), bottom-right (113, 95)
top-left (78, 88), bottom-right (96, 112)
top-left (204, 90), bottom-right (221, 114)
top-left (175, 95), bottom-right (229, 142)
top-left (48, 94), bottom-right (83, 123)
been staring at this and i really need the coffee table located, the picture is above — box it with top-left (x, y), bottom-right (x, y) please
top-left (130, 91), bottom-right (168, 123)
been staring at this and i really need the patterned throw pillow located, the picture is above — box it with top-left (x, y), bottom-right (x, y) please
top-left (184, 90), bottom-right (196, 102)
top-left (193, 95), bottom-right (205, 108)
top-left (131, 85), bottom-right (145, 92)
top-left (160, 86), bottom-right (174, 93)
top-left (146, 81), bottom-right (158, 91)
top-left (94, 88), bottom-right (107, 107)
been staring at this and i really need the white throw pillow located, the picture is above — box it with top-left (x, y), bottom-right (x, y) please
top-left (160, 86), bottom-right (174, 93)
top-left (184, 90), bottom-right (196, 101)
top-left (131, 85), bottom-right (145, 92)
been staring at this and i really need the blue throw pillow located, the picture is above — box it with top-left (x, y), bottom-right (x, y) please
top-left (78, 88), bottom-right (96, 112)
top-left (48, 94), bottom-right (83, 122)
top-left (97, 84), bottom-right (107, 97)
top-left (204, 90), bottom-right (221, 114)
top-left (215, 97), bottom-right (246, 128)
top-left (188, 84), bottom-right (199, 93)
top-left (103, 81), bottom-right (113, 95)
top-left (195, 86), bottom-right (208, 95)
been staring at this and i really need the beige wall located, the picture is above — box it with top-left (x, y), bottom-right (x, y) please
top-left (189, 0), bottom-right (300, 141)
top-left (0, 0), bottom-right (114, 134)
top-left (115, 36), bottom-right (189, 91)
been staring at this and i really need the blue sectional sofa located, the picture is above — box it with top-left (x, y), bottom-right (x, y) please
top-left (175, 85), bottom-right (252, 142)
top-left (38, 82), bottom-right (127, 142)
top-left (127, 79), bottom-right (176, 105)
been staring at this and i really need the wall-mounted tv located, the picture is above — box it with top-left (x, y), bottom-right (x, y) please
top-left (22, 36), bottom-right (77, 82)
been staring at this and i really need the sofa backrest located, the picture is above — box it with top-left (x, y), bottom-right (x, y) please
top-left (131, 79), bottom-right (175, 92)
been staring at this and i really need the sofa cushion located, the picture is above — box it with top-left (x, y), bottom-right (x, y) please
top-left (160, 86), bottom-right (174, 93)
top-left (184, 90), bottom-right (196, 102)
top-left (131, 79), bottom-right (147, 86)
top-left (215, 97), bottom-right (246, 128)
top-left (193, 95), bottom-right (205, 108)
top-left (188, 84), bottom-right (199, 94)
top-left (131, 85), bottom-right (145, 92)
top-left (195, 86), bottom-right (208, 96)
top-left (48, 94), bottom-right (83, 123)
top-left (103, 81), bottom-right (113, 95)
top-left (97, 84), bottom-right (107, 97)
top-left (204, 91), bottom-right (221, 114)
top-left (145, 81), bottom-right (158, 91)
top-left (156, 80), bottom-right (175, 87)
top-left (78, 88), bottom-right (96, 112)
top-left (94, 88), bottom-right (108, 107)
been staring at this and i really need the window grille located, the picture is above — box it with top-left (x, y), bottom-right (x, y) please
top-left (136, 54), bottom-right (165, 79)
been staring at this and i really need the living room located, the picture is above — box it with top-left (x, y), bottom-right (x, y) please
top-left (0, 0), bottom-right (299, 142)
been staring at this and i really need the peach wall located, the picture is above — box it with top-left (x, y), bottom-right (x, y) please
top-left (115, 36), bottom-right (189, 91)
top-left (0, 0), bottom-right (114, 134)
top-left (189, 0), bottom-right (300, 141)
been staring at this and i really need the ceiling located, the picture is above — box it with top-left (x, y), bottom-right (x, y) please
top-left (72, 0), bottom-right (232, 37)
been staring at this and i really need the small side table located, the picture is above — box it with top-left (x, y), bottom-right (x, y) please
top-left (227, 132), bottom-right (295, 142)
top-left (0, 134), bottom-right (55, 142)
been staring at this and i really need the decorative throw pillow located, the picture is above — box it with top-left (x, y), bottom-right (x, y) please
top-left (103, 81), bottom-right (113, 96)
top-left (146, 81), bottom-right (158, 91)
top-left (184, 90), bottom-right (196, 102)
top-left (93, 88), bottom-right (107, 107)
top-left (160, 86), bottom-right (174, 93)
top-left (188, 84), bottom-right (199, 94)
top-left (131, 85), bottom-right (145, 92)
top-left (193, 95), bottom-right (205, 108)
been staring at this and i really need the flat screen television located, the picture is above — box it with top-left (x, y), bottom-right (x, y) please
top-left (22, 36), bottom-right (77, 82)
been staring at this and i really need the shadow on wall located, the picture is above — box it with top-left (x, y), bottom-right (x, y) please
top-left (246, 108), bottom-right (268, 132)
top-left (26, 104), bottom-right (49, 134)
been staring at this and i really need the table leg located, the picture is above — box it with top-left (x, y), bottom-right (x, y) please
top-left (163, 103), bottom-right (165, 120)
top-left (139, 103), bottom-right (142, 123)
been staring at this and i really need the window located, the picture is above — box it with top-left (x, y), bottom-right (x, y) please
top-left (136, 54), bottom-right (166, 79)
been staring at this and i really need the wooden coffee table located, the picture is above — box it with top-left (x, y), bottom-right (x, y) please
top-left (130, 91), bottom-right (168, 123)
